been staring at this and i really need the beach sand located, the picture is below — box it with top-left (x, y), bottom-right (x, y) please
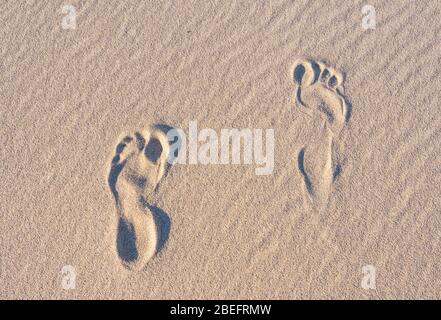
top-left (1, 0), bottom-right (440, 299)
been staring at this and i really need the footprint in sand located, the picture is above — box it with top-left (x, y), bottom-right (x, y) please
top-left (108, 126), bottom-right (171, 271)
top-left (292, 59), bottom-right (351, 212)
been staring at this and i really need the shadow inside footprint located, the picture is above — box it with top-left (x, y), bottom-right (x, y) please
top-left (152, 206), bottom-right (171, 253)
top-left (310, 60), bottom-right (321, 83)
top-left (145, 138), bottom-right (163, 162)
top-left (116, 206), bottom-right (170, 263)
top-left (333, 163), bottom-right (342, 182)
top-left (294, 64), bottom-right (306, 84)
top-left (138, 198), bottom-right (171, 254)
top-left (297, 148), bottom-right (314, 195)
top-left (117, 217), bottom-right (138, 263)
top-left (108, 161), bottom-right (124, 200)
top-left (344, 97), bottom-right (353, 123)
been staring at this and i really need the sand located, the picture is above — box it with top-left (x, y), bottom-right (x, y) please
top-left (1, 0), bottom-right (440, 299)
